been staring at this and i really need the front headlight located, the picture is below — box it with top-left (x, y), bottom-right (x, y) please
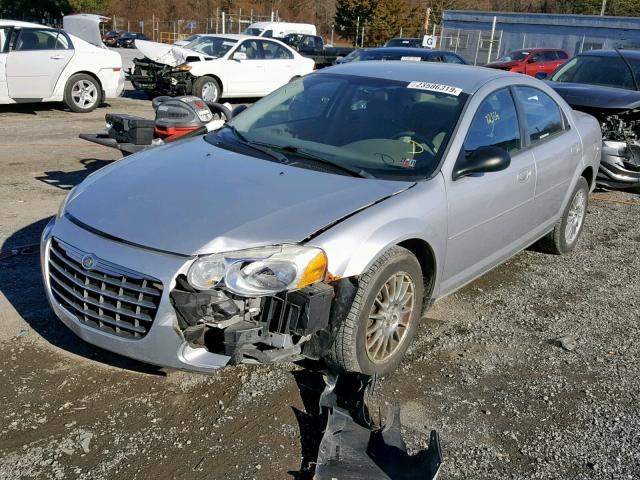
top-left (176, 63), bottom-right (192, 71)
top-left (187, 245), bottom-right (328, 296)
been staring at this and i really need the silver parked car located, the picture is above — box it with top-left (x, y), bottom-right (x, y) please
top-left (41, 62), bottom-right (602, 375)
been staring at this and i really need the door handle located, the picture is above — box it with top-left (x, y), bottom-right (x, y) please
top-left (517, 168), bottom-right (531, 183)
top-left (50, 55), bottom-right (65, 60)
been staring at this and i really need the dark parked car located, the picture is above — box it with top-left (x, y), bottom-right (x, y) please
top-left (283, 34), bottom-right (354, 67)
top-left (485, 48), bottom-right (570, 77)
top-left (117, 32), bottom-right (148, 48)
top-left (102, 30), bottom-right (121, 47)
top-left (542, 49), bottom-right (640, 189)
top-left (384, 37), bottom-right (423, 48)
top-left (337, 47), bottom-right (468, 65)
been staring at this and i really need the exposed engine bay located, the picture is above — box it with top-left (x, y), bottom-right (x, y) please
top-left (170, 277), bottom-right (357, 365)
top-left (599, 108), bottom-right (640, 188)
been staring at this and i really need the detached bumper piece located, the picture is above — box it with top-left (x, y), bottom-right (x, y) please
top-left (170, 278), bottom-right (334, 365)
top-left (598, 142), bottom-right (640, 189)
top-left (315, 373), bottom-right (443, 480)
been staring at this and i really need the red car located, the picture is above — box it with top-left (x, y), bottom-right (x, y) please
top-left (485, 48), bottom-right (570, 77)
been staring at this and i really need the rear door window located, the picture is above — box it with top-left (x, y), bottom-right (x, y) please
top-left (464, 88), bottom-right (521, 154)
top-left (444, 53), bottom-right (465, 64)
top-left (514, 86), bottom-right (564, 143)
top-left (260, 40), bottom-right (293, 59)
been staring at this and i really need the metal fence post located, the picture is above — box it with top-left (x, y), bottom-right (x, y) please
top-left (473, 31), bottom-right (481, 66)
top-left (222, 12), bottom-right (225, 34)
top-left (487, 16), bottom-right (496, 64)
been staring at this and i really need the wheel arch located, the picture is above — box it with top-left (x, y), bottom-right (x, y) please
top-left (581, 166), bottom-right (594, 190)
top-left (396, 238), bottom-right (437, 309)
top-left (193, 73), bottom-right (224, 96)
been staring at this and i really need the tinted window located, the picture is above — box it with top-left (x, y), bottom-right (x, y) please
top-left (14, 29), bottom-right (68, 51)
top-left (464, 89), bottom-right (520, 154)
top-left (261, 41), bottom-right (293, 59)
top-left (551, 55), bottom-right (637, 90)
top-left (557, 51), bottom-right (568, 59)
top-left (429, 54), bottom-right (446, 62)
top-left (514, 87), bottom-right (564, 143)
top-left (530, 52), bottom-right (544, 63)
top-left (220, 74), bottom-right (468, 180)
top-left (541, 51), bottom-right (558, 61)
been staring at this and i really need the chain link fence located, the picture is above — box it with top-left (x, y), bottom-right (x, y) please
top-left (109, 10), bottom-right (278, 43)
top-left (439, 26), bottom-right (640, 65)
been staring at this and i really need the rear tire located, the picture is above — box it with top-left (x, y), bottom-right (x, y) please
top-left (63, 74), bottom-right (101, 113)
top-left (538, 177), bottom-right (589, 254)
top-left (326, 246), bottom-right (424, 376)
top-left (193, 76), bottom-right (221, 103)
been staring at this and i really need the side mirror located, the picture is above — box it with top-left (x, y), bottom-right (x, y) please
top-left (231, 104), bottom-right (248, 118)
top-left (527, 57), bottom-right (536, 64)
top-left (535, 71), bottom-right (548, 80)
top-left (232, 51), bottom-right (247, 61)
top-left (452, 146), bottom-right (511, 181)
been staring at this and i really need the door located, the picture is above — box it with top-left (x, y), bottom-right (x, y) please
top-left (258, 40), bottom-right (296, 92)
top-left (524, 51), bottom-right (547, 76)
top-left (6, 28), bottom-right (73, 99)
top-left (224, 39), bottom-right (266, 96)
top-left (441, 88), bottom-right (536, 293)
top-left (513, 86), bottom-right (581, 225)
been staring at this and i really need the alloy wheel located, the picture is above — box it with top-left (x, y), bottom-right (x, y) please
top-left (565, 189), bottom-right (586, 244)
top-left (366, 272), bottom-right (415, 363)
top-left (71, 79), bottom-right (98, 109)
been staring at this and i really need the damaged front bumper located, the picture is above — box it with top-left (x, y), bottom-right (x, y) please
top-left (41, 215), bottom-right (346, 373)
top-left (598, 140), bottom-right (640, 189)
top-left (127, 57), bottom-right (193, 96)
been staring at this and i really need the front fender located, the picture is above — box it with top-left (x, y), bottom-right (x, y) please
top-left (308, 178), bottom-right (447, 295)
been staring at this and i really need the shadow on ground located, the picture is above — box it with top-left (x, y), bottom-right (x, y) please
top-left (35, 158), bottom-right (114, 190)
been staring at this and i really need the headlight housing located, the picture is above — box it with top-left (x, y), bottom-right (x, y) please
top-left (187, 245), bottom-right (328, 296)
top-left (176, 63), bottom-right (192, 71)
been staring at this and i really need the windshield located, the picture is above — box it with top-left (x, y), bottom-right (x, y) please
top-left (551, 55), bottom-right (639, 90)
top-left (184, 36), bottom-right (237, 57)
top-left (244, 27), bottom-right (264, 36)
top-left (385, 38), bottom-right (421, 48)
top-left (496, 50), bottom-right (529, 62)
top-left (351, 50), bottom-right (428, 62)
top-left (208, 73), bottom-right (467, 180)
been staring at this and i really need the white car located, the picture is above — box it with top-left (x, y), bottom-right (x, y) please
top-left (0, 15), bottom-right (124, 112)
top-left (129, 34), bottom-right (315, 102)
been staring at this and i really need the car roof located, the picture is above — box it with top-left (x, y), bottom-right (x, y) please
top-left (321, 62), bottom-right (510, 94)
top-left (365, 47), bottom-right (457, 55)
top-left (578, 49), bottom-right (640, 60)
top-left (0, 19), bottom-right (52, 29)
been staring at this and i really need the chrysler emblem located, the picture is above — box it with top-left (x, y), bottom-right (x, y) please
top-left (81, 254), bottom-right (96, 270)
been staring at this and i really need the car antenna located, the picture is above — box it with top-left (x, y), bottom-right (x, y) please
top-left (614, 48), bottom-right (639, 91)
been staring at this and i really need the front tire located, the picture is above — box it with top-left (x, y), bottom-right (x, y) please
top-left (327, 246), bottom-right (424, 376)
top-left (193, 76), bottom-right (221, 103)
top-left (538, 177), bottom-right (589, 254)
top-left (63, 74), bottom-right (101, 113)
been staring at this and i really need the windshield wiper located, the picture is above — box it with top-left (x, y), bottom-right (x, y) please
top-left (277, 145), bottom-right (375, 179)
top-left (219, 125), bottom-right (288, 163)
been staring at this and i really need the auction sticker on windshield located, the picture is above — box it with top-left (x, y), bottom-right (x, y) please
top-left (407, 81), bottom-right (463, 96)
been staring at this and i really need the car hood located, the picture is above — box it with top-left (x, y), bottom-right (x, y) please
top-left (65, 137), bottom-right (413, 256)
top-left (135, 39), bottom-right (211, 66)
top-left (485, 60), bottom-right (518, 69)
top-left (63, 14), bottom-right (108, 48)
top-left (548, 81), bottom-right (640, 112)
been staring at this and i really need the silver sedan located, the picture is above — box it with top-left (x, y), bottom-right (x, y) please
top-left (41, 62), bottom-right (602, 375)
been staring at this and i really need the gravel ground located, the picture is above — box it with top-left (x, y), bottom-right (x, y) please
top-left (0, 95), bottom-right (639, 479)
